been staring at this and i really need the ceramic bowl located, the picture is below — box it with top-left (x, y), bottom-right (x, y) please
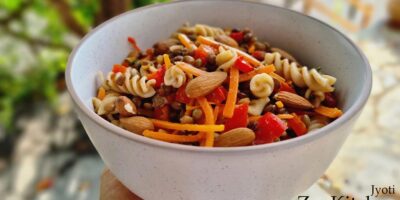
top-left (66, 1), bottom-right (372, 199)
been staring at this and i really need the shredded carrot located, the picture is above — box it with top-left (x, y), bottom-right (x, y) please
top-left (276, 101), bottom-right (284, 108)
top-left (178, 33), bottom-right (197, 50)
top-left (277, 114), bottom-right (294, 119)
top-left (150, 119), bottom-right (224, 132)
top-left (163, 54), bottom-right (172, 69)
top-left (175, 62), bottom-right (207, 76)
top-left (315, 106), bottom-right (343, 118)
top-left (143, 130), bottom-right (204, 143)
top-left (97, 87), bottom-right (106, 100)
top-left (248, 44), bottom-right (256, 54)
top-left (213, 105), bottom-right (220, 123)
top-left (127, 36), bottom-right (141, 52)
top-left (248, 115), bottom-right (261, 122)
top-left (239, 64), bottom-right (275, 82)
top-left (197, 97), bottom-right (214, 124)
top-left (223, 66), bottom-right (239, 118)
top-left (184, 100), bottom-right (195, 116)
top-left (197, 36), bottom-right (261, 67)
top-left (270, 72), bottom-right (286, 83)
top-left (197, 97), bottom-right (215, 147)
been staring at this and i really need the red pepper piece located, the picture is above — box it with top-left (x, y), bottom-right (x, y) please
top-left (224, 103), bottom-right (249, 132)
top-left (206, 86), bottom-right (227, 104)
top-left (252, 51), bottom-right (266, 61)
top-left (287, 114), bottom-right (307, 136)
top-left (254, 112), bottom-right (287, 144)
top-left (147, 65), bottom-right (166, 88)
top-left (194, 44), bottom-right (214, 65)
top-left (112, 64), bottom-right (127, 73)
top-left (279, 82), bottom-right (296, 93)
top-left (175, 84), bottom-right (192, 104)
top-left (154, 105), bottom-right (169, 121)
top-left (229, 32), bottom-right (244, 43)
top-left (234, 56), bottom-right (254, 73)
top-left (128, 36), bottom-right (141, 52)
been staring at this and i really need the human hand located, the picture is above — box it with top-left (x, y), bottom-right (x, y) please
top-left (100, 169), bottom-right (142, 200)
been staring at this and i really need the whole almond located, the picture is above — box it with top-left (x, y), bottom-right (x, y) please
top-left (215, 34), bottom-right (239, 48)
top-left (271, 47), bottom-right (297, 63)
top-left (275, 91), bottom-right (314, 110)
top-left (115, 96), bottom-right (137, 117)
top-left (185, 71), bottom-right (227, 98)
top-left (215, 128), bottom-right (255, 147)
top-left (120, 116), bottom-right (154, 135)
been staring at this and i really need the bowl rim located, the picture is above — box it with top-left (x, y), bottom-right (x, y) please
top-left (65, 0), bottom-right (372, 153)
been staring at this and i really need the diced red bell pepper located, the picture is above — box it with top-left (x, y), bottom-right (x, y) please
top-left (194, 44), bottom-right (214, 65)
top-left (206, 86), bottom-right (227, 104)
top-left (252, 51), bottom-right (265, 61)
top-left (147, 65), bottom-right (166, 88)
top-left (279, 82), bottom-right (296, 93)
top-left (112, 64), bottom-right (127, 73)
top-left (127, 36), bottom-right (141, 52)
top-left (175, 84), bottom-right (192, 104)
top-left (154, 105), bottom-right (169, 121)
top-left (323, 92), bottom-right (337, 107)
top-left (224, 103), bottom-right (249, 132)
top-left (234, 56), bottom-right (254, 73)
top-left (287, 114), bottom-right (307, 136)
top-left (254, 112), bottom-right (287, 144)
top-left (229, 32), bottom-right (244, 43)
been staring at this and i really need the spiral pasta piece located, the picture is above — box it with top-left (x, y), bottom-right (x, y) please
top-left (164, 65), bottom-right (187, 88)
top-left (92, 93), bottom-right (119, 115)
top-left (308, 117), bottom-right (329, 131)
top-left (263, 52), bottom-right (336, 92)
top-left (105, 68), bottom-right (156, 98)
top-left (248, 97), bottom-right (270, 116)
top-left (216, 46), bottom-right (237, 71)
top-left (305, 89), bottom-right (325, 107)
top-left (250, 73), bottom-right (274, 98)
top-left (194, 24), bottom-right (225, 37)
top-left (140, 61), bottom-right (157, 77)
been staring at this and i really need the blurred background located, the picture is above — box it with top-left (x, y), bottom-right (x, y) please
top-left (0, 0), bottom-right (399, 199)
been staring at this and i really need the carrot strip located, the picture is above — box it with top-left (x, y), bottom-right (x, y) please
top-left (163, 54), bottom-right (172, 69)
top-left (249, 115), bottom-right (261, 122)
top-left (315, 106), bottom-right (343, 118)
top-left (197, 97), bottom-right (214, 124)
top-left (143, 130), bottom-right (204, 143)
top-left (197, 36), bottom-right (260, 67)
top-left (97, 87), bottom-right (106, 100)
top-left (175, 62), bottom-right (207, 76)
top-left (239, 64), bottom-right (275, 82)
top-left (223, 66), bottom-right (239, 118)
top-left (213, 105), bottom-right (220, 123)
top-left (277, 114), bottom-right (294, 119)
top-left (197, 97), bottom-right (215, 147)
top-left (270, 72), bottom-right (286, 83)
top-left (248, 43), bottom-right (255, 54)
top-left (150, 119), bottom-right (224, 132)
top-left (178, 33), bottom-right (197, 50)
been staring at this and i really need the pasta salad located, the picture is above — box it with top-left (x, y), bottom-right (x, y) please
top-left (92, 23), bottom-right (343, 147)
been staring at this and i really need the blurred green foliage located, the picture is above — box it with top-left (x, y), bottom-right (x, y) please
top-left (0, 0), bottom-right (168, 132)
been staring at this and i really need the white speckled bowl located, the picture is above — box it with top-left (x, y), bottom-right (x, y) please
top-left (66, 1), bottom-right (372, 199)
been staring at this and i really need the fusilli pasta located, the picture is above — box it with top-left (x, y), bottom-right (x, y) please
top-left (308, 117), bottom-right (329, 131)
top-left (104, 68), bottom-right (156, 98)
top-left (164, 65), bottom-right (187, 88)
top-left (194, 24), bottom-right (225, 37)
top-left (92, 93), bottom-right (119, 115)
top-left (140, 61), bottom-right (157, 77)
top-left (263, 52), bottom-right (336, 92)
top-left (216, 46), bottom-right (237, 71)
top-left (305, 89), bottom-right (325, 107)
top-left (248, 97), bottom-right (270, 116)
top-left (250, 73), bottom-right (274, 98)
